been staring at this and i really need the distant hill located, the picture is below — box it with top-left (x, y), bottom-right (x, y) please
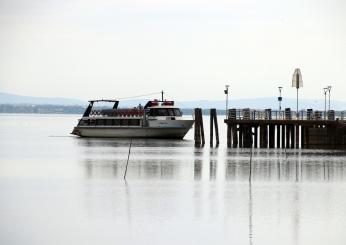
top-left (1, 91), bottom-right (345, 111)
top-left (0, 92), bottom-right (86, 105)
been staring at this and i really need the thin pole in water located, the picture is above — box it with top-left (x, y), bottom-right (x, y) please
top-left (249, 146), bottom-right (253, 182)
top-left (124, 138), bottom-right (133, 180)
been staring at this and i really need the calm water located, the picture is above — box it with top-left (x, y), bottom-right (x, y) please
top-left (1, 114), bottom-right (346, 245)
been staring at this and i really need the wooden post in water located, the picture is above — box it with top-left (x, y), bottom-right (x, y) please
top-left (286, 125), bottom-right (290, 148)
top-left (243, 125), bottom-right (252, 148)
top-left (200, 109), bottom-right (205, 146)
top-left (210, 109), bottom-right (214, 147)
top-left (281, 125), bottom-right (286, 148)
top-left (210, 108), bottom-right (219, 147)
top-left (260, 125), bottom-right (267, 148)
top-left (232, 125), bottom-right (238, 147)
top-left (276, 125), bottom-right (281, 148)
top-left (194, 108), bottom-right (205, 147)
top-left (254, 126), bottom-right (258, 148)
top-left (290, 125), bottom-right (295, 148)
top-left (269, 125), bottom-right (275, 148)
top-left (239, 125), bottom-right (243, 148)
top-left (194, 108), bottom-right (201, 146)
top-left (301, 126), bottom-right (305, 149)
top-left (227, 124), bottom-right (232, 147)
top-left (295, 125), bottom-right (300, 148)
top-left (214, 110), bottom-right (219, 146)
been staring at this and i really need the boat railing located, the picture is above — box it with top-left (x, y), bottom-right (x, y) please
top-left (90, 109), bottom-right (145, 117)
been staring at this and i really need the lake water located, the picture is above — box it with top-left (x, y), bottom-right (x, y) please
top-left (1, 114), bottom-right (346, 245)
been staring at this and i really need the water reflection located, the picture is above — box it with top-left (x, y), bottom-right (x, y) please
top-left (78, 138), bottom-right (346, 182)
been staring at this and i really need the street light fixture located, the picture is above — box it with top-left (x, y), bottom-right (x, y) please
top-left (224, 85), bottom-right (230, 119)
top-left (278, 86), bottom-right (283, 118)
top-left (323, 87), bottom-right (328, 119)
top-left (292, 68), bottom-right (303, 119)
top-left (278, 86), bottom-right (283, 111)
top-left (327, 85), bottom-right (332, 111)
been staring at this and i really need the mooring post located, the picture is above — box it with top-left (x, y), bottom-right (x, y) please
top-left (276, 124), bottom-right (281, 148)
top-left (194, 108), bottom-right (200, 146)
top-left (227, 123), bottom-right (232, 147)
top-left (239, 125), bottom-right (243, 148)
top-left (301, 126), bottom-right (305, 148)
top-left (295, 125), bottom-right (300, 148)
top-left (200, 109), bottom-right (205, 146)
top-left (281, 125), bottom-right (286, 148)
top-left (232, 125), bottom-right (238, 147)
top-left (269, 125), bottom-right (275, 148)
top-left (214, 110), bottom-right (219, 146)
top-left (254, 126), bottom-right (258, 148)
top-left (210, 109), bottom-right (214, 147)
top-left (290, 125), bottom-right (295, 148)
top-left (286, 125), bottom-right (290, 149)
top-left (260, 124), bottom-right (267, 148)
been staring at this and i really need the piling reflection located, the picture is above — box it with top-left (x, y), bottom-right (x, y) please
top-left (77, 138), bottom-right (346, 182)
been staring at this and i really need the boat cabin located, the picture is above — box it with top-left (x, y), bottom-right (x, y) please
top-left (77, 99), bottom-right (183, 127)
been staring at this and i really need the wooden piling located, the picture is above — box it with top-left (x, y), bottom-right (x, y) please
top-left (194, 108), bottom-right (205, 147)
top-left (210, 109), bottom-right (214, 147)
top-left (254, 126), bottom-right (258, 148)
top-left (227, 124), bottom-right (232, 147)
top-left (243, 125), bottom-right (253, 148)
top-left (239, 125), bottom-right (243, 148)
top-left (200, 109), bottom-right (205, 146)
top-left (232, 125), bottom-right (238, 147)
top-left (214, 110), bottom-right (219, 146)
top-left (194, 108), bottom-right (200, 146)
top-left (301, 126), bottom-right (305, 148)
top-left (281, 125), bottom-right (286, 148)
top-left (269, 125), bottom-right (275, 148)
top-left (290, 125), bottom-right (295, 148)
top-left (210, 109), bottom-right (220, 147)
top-left (260, 125), bottom-right (267, 148)
top-left (295, 125), bottom-right (300, 148)
top-left (276, 125), bottom-right (281, 148)
top-left (286, 125), bottom-right (290, 148)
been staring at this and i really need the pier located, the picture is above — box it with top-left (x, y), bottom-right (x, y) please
top-left (224, 108), bottom-right (346, 149)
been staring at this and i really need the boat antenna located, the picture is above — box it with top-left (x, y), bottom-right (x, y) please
top-left (161, 90), bottom-right (164, 101)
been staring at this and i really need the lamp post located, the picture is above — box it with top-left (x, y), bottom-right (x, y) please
top-left (278, 86), bottom-right (283, 118)
top-left (224, 85), bottom-right (229, 119)
top-left (292, 68), bottom-right (303, 119)
top-left (323, 87), bottom-right (328, 120)
top-left (327, 85), bottom-right (332, 111)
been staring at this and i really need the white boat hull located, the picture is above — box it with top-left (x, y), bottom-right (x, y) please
top-left (72, 120), bottom-right (194, 139)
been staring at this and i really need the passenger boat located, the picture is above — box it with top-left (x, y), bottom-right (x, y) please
top-left (71, 98), bottom-right (194, 139)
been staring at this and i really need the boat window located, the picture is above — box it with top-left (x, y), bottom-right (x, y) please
top-left (149, 108), bottom-right (182, 117)
top-left (105, 119), bottom-right (113, 126)
top-left (129, 119), bottom-right (140, 126)
top-left (78, 119), bottom-right (89, 126)
top-left (113, 119), bottom-right (120, 126)
top-left (173, 109), bottom-right (182, 116)
top-left (96, 119), bottom-right (105, 125)
top-left (120, 119), bottom-right (129, 126)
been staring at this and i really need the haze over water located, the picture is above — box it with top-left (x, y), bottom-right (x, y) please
top-left (1, 114), bottom-right (346, 245)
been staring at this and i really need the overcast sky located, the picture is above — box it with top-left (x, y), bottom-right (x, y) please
top-left (0, 0), bottom-right (345, 101)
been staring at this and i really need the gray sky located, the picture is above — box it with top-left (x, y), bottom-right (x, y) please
top-left (0, 0), bottom-right (345, 101)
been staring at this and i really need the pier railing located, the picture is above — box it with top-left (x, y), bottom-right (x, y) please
top-left (227, 109), bottom-right (346, 121)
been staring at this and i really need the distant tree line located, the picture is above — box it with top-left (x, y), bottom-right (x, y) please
top-left (0, 104), bottom-right (85, 114)
top-left (0, 104), bottom-right (227, 115)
